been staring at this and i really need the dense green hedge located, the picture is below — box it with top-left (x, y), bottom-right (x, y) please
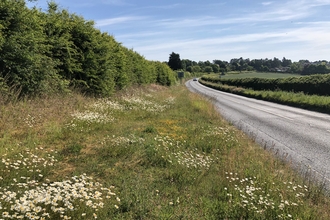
top-left (199, 79), bottom-right (330, 113)
top-left (201, 74), bottom-right (330, 96)
top-left (0, 0), bottom-right (176, 98)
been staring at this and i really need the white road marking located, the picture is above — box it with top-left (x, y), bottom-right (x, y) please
top-left (227, 97), bottom-right (294, 121)
top-left (251, 106), bottom-right (294, 121)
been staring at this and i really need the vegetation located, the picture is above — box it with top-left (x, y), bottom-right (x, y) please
top-left (178, 55), bottom-right (330, 75)
top-left (168, 52), bottom-right (183, 71)
top-left (201, 73), bottom-right (330, 96)
top-left (212, 71), bottom-right (300, 79)
top-left (198, 78), bottom-right (330, 113)
top-left (2, 1), bottom-right (330, 219)
top-left (1, 84), bottom-right (330, 219)
top-left (0, 0), bottom-right (176, 99)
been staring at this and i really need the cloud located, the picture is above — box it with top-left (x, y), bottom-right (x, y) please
top-left (262, 2), bottom-right (274, 6)
top-left (125, 20), bottom-right (330, 62)
top-left (96, 16), bottom-right (147, 27)
top-left (101, 0), bottom-right (132, 6)
top-left (94, 0), bottom-right (330, 62)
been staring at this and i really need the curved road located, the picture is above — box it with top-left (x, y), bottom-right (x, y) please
top-left (186, 79), bottom-right (330, 189)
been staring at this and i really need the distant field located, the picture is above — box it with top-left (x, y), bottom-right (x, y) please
top-left (209, 71), bottom-right (301, 79)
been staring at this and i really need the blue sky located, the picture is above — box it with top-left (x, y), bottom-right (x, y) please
top-left (28, 0), bottom-right (330, 62)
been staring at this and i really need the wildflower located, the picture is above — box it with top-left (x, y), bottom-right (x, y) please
top-left (2, 211), bottom-right (10, 218)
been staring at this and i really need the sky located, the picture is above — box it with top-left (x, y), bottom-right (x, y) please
top-left (27, 0), bottom-right (330, 63)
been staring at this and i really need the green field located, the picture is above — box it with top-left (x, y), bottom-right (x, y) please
top-left (209, 71), bottom-right (301, 79)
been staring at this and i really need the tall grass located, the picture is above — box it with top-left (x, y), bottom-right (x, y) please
top-left (0, 84), bottom-right (330, 219)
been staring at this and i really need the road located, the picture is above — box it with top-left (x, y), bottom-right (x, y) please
top-left (186, 79), bottom-right (330, 189)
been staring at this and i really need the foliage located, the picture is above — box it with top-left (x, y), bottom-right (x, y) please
top-left (201, 73), bottom-right (330, 96)
top-left (153, 61), bottom-right (177, 86)
top-left (199, 78), bottom-right (330, 113)
top-left (182, 56), bottom-right (330, 76)
top-left (0, 1), bottom-right (176, 98)
top-left (168, 52), bottom-right (182, 71)
top-left (0, 0), bottom-right (63, 97)
top-left (204, 66), bottom-right (214, 73)
top-left (211, 71), bottom-right (300, 79)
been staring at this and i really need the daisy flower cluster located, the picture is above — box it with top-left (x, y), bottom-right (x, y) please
top-left (23, 114), bottom-right (42, 128)
top-left (98, 134), bottom-right (145, 147)
top-left (122, 95), bottom-right (174, 113)
top-left (91, 99), bottom-right (124, 111)
top-left (71, 111), bottom-right (114, 124)
top-left (224, 172), bottom-right (307, 219)
top-left (67, 92), bottom-right (175, 128)
top-left (154, 135), bottom-right (214, 169)
top-left (173, 150), bottom-right (214, 169)
top-left (203, 126), bottom-right (238, 144)
top-left (1, 147), bottom-right (57, 181)
top-left (0, 149), bottom-right (119, 219)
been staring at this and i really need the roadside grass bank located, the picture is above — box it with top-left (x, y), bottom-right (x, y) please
top-left (1, 84), bottom-right (330, 219)
top-left (199, 79), bottom-right (330, 114)
top-left (211, 72), bottom-right (301, 79)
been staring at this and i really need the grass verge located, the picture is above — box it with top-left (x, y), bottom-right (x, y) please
top-left (0, 84), bottom-right (330, 219)
top-left (199, 79), bottom-right (330, 114)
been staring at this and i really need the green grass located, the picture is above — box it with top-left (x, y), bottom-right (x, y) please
top-left (0, 84), bottom-right (330, 219)
top-left (208, 71), bottom-right (301, 79)
top-left (199, 79), bottom-right (330, 113)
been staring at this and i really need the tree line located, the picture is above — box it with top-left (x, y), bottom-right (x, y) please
top-left (0, 0), bottom-right (176, 99)
top-left (168, 52), bottom-right (330, 75)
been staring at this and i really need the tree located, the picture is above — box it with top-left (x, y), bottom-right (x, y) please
top-left (282, 57), bottom-right (292, 67)
top-left (211, 64), bottom-right (219, 73)
top-left (168, 52), bottom-right (182, 70)
top-left (213, 60), bottom-right (227, 69)
top-left (271, 57), bottom-right (281, 68)
top-left (290, 62), bottom-right (303, 74)
top-left (186, 66), bottom-right (193, 73)
top-left (204, 66), bottom-right (213, 73)
top-left (192, 66), bottom-right (201, 73)
top-left (0, 0), bottom-right (62, 96)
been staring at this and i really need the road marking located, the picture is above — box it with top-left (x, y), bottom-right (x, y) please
top-left (238, 102), bottom-right (294, 121)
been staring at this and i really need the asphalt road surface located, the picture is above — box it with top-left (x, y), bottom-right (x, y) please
top-left (186, 79), bottom-right (330, 189)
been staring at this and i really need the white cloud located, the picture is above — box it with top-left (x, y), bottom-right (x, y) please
top-left (262, 2), bottom-right (274, 6)
top-left (96, 16), bottom-right (147, 27)
top-left (101, 0), bottom-right (132, 6)
top-left (124, 20), bottom-right (330, 62)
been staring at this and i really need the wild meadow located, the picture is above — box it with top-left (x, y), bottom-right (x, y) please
top-left (1, 84), bottom-right (330, 219)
